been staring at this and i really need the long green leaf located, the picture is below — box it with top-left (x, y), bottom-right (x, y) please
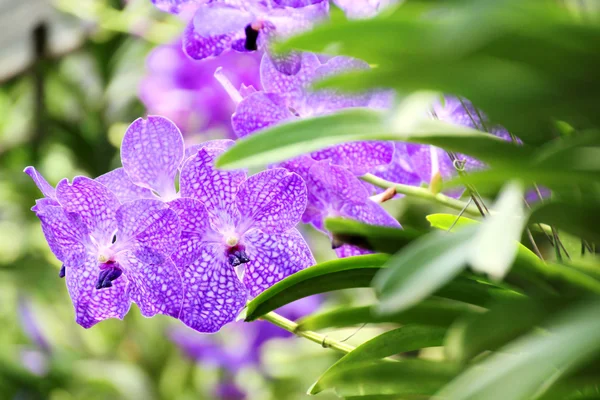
top-left (311, 325), bottom-right (447, 394)
top-left (216, 106), bottom-right (531, 170)
top-left (325, 218), bottom-right (422, 254)
top-left (311, 360), bottom-right (456, 398)
top-left (437, 300), bottom-right (600, 400)
top-left (244, 254), bottom-right (389, 321)
top-left (374, 226), bottom-right (478, 315)
top-left (298, 299), bottom-right (480, 331)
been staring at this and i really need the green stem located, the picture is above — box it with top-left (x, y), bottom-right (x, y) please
top-left (361, 173), bottom-right (482, 217)
top-left (261, 312), bottom-right (355, 354)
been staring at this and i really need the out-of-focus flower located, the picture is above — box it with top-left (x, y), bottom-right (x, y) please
top-left (27, 176), bottom-right (183, 328)
top-left (139, 41), bottom-right (261, 137)
top-left (152, 0), bottom-right (329, 75)
top-left (172, 142), bottom-right (314, 332)
top-left (333, 0), bottom-right (399, 19)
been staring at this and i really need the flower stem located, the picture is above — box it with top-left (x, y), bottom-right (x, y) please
top-left (261, 312), bottom-right (355, 354)
top-left (361, 173), bottom-right (482, 217)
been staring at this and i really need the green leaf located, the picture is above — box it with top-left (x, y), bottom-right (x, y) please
top-left (244, 254), bottom-right (389, 321)
top-left (437, 300), bottom-right (600, 400)
top-left (529, 201), bottom-right (600, 244)
top-left (427, 213), bottom-right (600, 295)
top-left (216, 101), bottom-right (531, 170)
top-left (310, 360), bottom-right (456, 398)
top-left (325, 218), bottom-right (422, 254)
top-left (469, 181), bottom-right (526, 280)
top-left (311, 325), bottom-right (447, 394)
top-left (374, 226), bottom-right (478, 315)
top-left (445, 297), bottom-right (563, 364)
top-left (298, 299), bottom-right (480, 331)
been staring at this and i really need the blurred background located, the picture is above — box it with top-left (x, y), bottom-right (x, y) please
top-left (0, 0), bottom-right (391, 399)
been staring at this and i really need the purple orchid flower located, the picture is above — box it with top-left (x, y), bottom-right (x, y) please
top-left (27, 176), bottom-right (183, 328)
top-left (161, 0), bottom-right (329, 75)
top-left (293, 158), bottom-right (400, 257)
top-left (139, 39), bottom-right (261, 137)
top-left (170, 144), bottom-right (314, 332)
top-left (218, 52), bottom-right (394, 175)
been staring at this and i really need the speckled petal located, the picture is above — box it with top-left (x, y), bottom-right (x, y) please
top-left (24, 166), bottom-right (55, 199)
top-left (243, 228), bottom-right (314, 297)
top-left (268, 1), bottom-right (329, 38)
top-left (311, 141), bottom-right (394, 175)
top-left (169, 198), bottom-right (220, 270)
top-left (120, 254), bottom-right (183, 318)
top-left (179, 244), bottom-right (248, 333)
top-left (180, 148), bottom-right (246, 228)
top-left (56, 176), bottom-right (120, 245)
top-left (405, 143), bottom-right (457, 184)
top-left (231, 91), bottom-right (293, 138)
top-left (367, 142), bottom-right (422, 195)
top-left (335, 244), bottom-right (371, 258)
top-left (151, 0), bottom-right (201, 14)
top-left (96, 168), bottom-right (154, 203)
top-left (340, 199), bottom-right (400, 227)
top-left (34, 202), bottom-right (89, 268)
top-left (236, 169), bottom-right (306, 234)
top-left (182, 21), bottom-right (238, 60)
top-left (121, 116), bottom-right (184, 198)
top-left (115, 199), bottom-right (181, 261)
top-left (65, 256), bottom-right (131, 329)
top-left (192, 3), bottom-right (253, 36)
top-left (260, 52), bottom-right (320, 102)
top-left (307, 161), bottom-right (370, 207)
top-left (183, 140), bottom-right (235, 164)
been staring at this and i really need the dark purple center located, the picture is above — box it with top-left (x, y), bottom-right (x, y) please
top-left (227, 245), bottom-right (250, 267)
top-left (244, 24), bottom-right (259, 51)
top-left (96, 265), bottom-right (123, 290)
top-left (58, 264), bottom-right (66, 278)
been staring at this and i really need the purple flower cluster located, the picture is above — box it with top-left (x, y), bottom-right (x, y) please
top-left (26, 116), bottom-right (314, 331)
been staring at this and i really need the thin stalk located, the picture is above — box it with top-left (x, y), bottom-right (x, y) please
top-left (361, 173), bottom-right (482, 217)
top-left (261, 312), bottom-right (355, 354)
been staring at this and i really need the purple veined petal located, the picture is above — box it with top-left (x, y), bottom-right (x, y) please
top-left (231, 91), bottom-right (293, 138)
top-left (260, 52), bottom-right (320, 102)
top-left (311, 141), bottom-right (394, 176)
top-left (121, 116), bottom-right (184, 199)
top-left (119, 254), bottom-right (183, 318)
top-left (368, 90), bottom-right (395, 110)
top-left (115, 199), bottom-right (181, 261)
top-left (56, 176), bottom-right (120, 245)
top-left (367, 142), bottom-right (423, 195)
top-left (274, 0), bottom-right (327, 6)
top-left (169, 198), bottom-right (220, 270)
top-left (243, 228), bottom-right (315, 297)
top-left (183, 139), bottom-right (236, 163)
top-left (333, 0), bottom-right (398, 18)
top-left (96, 168), bottom-right (154, 203)
top-left (180, 148), bottom-right (246, 228)
top-left (267, 1), bottom-right (329, 38)
top-left (151, 0), bottom-right (202, 14)
top-left (340, 199), bottom-right (401, 227)
top-left (307, 161), bottom-right (370, 208)
top-left (179, 243), bottom-right (248, 333)
top-left (65, 256), bottom-right (131, 329)
top-left (24, 167), bottom-right (56, 199)
top-left (34, 202), bottom-right (89, 268)
top-left (192, 2), bottom-right (254, 37)
top-left (183, 21), bottom-right (240, 60)
top-left (335, 244), bottom-right (371, 258)
top-left (236, 168), bottom-right (307, 234)
top-left (265, 49), bottom-right (303, 76)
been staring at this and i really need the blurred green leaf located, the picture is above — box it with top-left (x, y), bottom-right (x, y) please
top-left (244, 254), bottom-right (390, 321)
top-left (309, 359), bottom-right (456, 398)
top-left (311, 325), bottom-right (447, 394)
top-left (437, 299), bottom-right (600, 400)
top-left (530, 201), bottom-right (600, 244)
top-left (298, 299), bottom-right (479, 331)
top-left (374, 226), bottom-right (478, 315)
top-left (325, 218), bottom-right (422, 254)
